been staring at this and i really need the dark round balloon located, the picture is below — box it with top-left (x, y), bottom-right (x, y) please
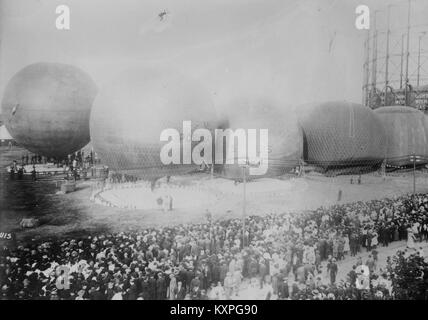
top-left (1, 62), bottom-right (97, 158)
top-left (89, 66), bottom-right (219, 181)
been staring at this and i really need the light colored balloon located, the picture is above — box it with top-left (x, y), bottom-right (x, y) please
top-left (375, 106), bottom-right (428, 166)
top-left (221, 96), bottom-right (303, 179)
top-left (90, 65), bottom-right (220, 181)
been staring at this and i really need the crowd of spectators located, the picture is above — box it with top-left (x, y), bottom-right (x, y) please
top-left (1, 192), bottom-right (428, 300)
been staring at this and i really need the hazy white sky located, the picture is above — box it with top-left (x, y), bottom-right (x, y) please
top-left (1, 0), bottom-right (428, 115)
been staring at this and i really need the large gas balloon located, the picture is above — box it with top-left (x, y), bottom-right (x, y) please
top-left (1, 62), bottom-right (97, 158)
top-left (375, 106), bottom-right (428, 166)
top-left (221, 97), bottom-right (303, 180)
top-left (297, 101), bottom-right (387, 173)
top-left (89, 66), bottom-right (219, 181)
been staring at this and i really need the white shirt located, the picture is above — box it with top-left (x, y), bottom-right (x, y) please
top-left (112, 292), bottom-right (123, 300)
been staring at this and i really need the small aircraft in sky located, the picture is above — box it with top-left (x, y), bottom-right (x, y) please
top-left (158, 10), bottom-right (169, 21)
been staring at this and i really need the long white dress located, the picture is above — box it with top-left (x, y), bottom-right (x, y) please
top-left (344, 236), bottom-right (350, 253)
top-left (371, 233), bottom-right (379, 247)
top-left (407, 230), bottom-right (416, 249)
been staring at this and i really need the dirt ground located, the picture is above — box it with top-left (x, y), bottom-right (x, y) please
top-left (2, 146), bottom-right (428, 243)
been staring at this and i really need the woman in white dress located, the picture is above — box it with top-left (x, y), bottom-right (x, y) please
top-left (371, 231), bottom-right (379, 249)
top-left (407, 228), bottom-right (416, 249)
top-left (343, 235), bottom-right (350, 256)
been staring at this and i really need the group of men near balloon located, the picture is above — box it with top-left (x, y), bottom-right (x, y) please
top-left (20, 154), bottom-right (45, 166)
top-left (8, 149), bottom-right (97, 183)
top-left (1, 191), bottom-right (427, 300)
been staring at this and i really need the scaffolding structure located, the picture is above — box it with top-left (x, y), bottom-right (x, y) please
top-left (362, 0), bottom-right (428, 111)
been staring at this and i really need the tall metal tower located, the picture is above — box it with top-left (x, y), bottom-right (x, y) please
top-left (363, 29), bottom-right (371, 106)
top-left (384, 5), bottom-right (392, 106)
top-left (400, 33), bottom-right (405, 89)
top-left (404, 0), bottom-right (412, 105)
top-left (371, 11), bottom-right (378, 98)
top-left (363, 0), bottom-right (428, 110)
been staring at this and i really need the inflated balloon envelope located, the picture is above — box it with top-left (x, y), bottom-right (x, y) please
top-left (1, 62), bottom-right (97, 158)
top-left (375, 106), bottom-right (428, 167)
top-left (89, 65), bottom-right (221, 181)
top-left (296, 101), bottom-right (387, 173)
top-left (220, 96), bottom-right (303, 180)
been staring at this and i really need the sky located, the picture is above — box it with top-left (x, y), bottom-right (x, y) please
top-left (1, 0), bottom-right (428, 117)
